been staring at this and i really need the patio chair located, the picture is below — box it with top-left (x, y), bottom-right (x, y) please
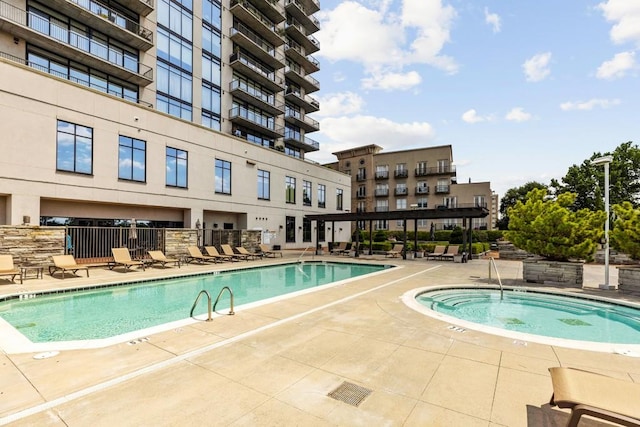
top-left (425, 245), bottom-right (447, 260)
top-left (440, 245), bottom-right (459, 261)
top-left (49, 255), bottom-right (89, 279)
top-left (109, 248), bottom-right (145, 271)
top-left (186, 246), bottom-right (219, 264)
top-left (330, 242), bottom-right (347, 255)
top-left (0, 255), bottom-right (20, 283)
top-left (204, 246), bottom-right (235, 262)
top-left (221, 244), bottom-right (251, 261)
top-left (259, 244), bottom-right (283, 258)
top-left (548, 366), bottom-right (640, 427)
top-left (385, 244), bottom-right (404, 258)
top-left (235, 246), bottom-right (261, 260)
top-left (147, 250), bottom-right (181, 268)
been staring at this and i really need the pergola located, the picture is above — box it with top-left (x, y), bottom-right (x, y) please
top-left (305, 204), bottom-right (490, 259)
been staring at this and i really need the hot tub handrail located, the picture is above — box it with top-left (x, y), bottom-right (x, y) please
top-left (488, 257), bottom-right (504, 300)
top-left (213, 286), bottom-right (235, 315)
top-left (190, 290), bottom-right (213, 321)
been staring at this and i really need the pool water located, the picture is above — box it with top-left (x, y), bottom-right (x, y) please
top-left (0, 262), bottom-right (389, 343)
top-left (417, 288), bottom-right (640, 344)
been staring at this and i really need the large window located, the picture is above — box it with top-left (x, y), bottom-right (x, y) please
top-left (336, 189), bottom-right (343, 210)
top-left (166, 147), bottom-right (187, 188)
top-left (215, 159), bottom-right (231, 194)
top-left (56, 120), bottom-right (93, 174)
top-left (286, 216), bottom-right (295, 243)
top-left (118, 135), bottom-right (146, 182)
top-left (303, 217), bottom-right (311, 242)
top-left (396, 199), bottom-right (407, 210)
top-left (286, 176), bottom-right (296, 204)
top-left (318, 184), bottom-right (326, 208)
top-left (257, 169), bottom-right (270, 200)
top-left (318, 220), bottom-right (326, 242)
top-left (303, 180), bottom-right (312, 206)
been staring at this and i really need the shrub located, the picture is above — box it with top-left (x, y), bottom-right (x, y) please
top-left (373, 230), bottom-right (387, 242)
top-left (611, 202), bottom-right (640, 260)
top-left (505, 189), bottom-right (605, 262)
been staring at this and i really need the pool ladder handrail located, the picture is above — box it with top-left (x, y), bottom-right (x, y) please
top-left (298, 244), bottom-right (313, 262)
top-left (488, 257), bottom-right (504, 300)
top-left (190, 286), bottom-right (235, 321)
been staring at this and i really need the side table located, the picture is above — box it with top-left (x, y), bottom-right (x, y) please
top-left (20, 266), bottom-right (44, 284)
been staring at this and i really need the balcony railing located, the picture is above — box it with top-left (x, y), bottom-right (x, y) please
top-left (416, 165), bottom-right (457, 176)
top-left (68, 0), bottom-right (153, 43)
top-left (375, 171), bottom-right (389, 180)
top-left (415, 168), bottom-right (428, 177)
top-left (230, 23), bottom-right (284, 66)
top-left (230, 0), bottom-right (277, 32)
top-left (356, 207), bottom-right (367, 213)
top-left (394, 187), bottom-right (408, 196)
top-left (229, 106), bottom-right (277, 131)
top-left (283, 129), bottom-right (320, 150)
top-left (356, 192), bottom-right (367, 199)
top-left (415, 186), bottom-right (430, 195)
top-left (394, 169), bottom-right (409, 178)
top-left (375, 206), bottom-right (389, 212)
top-left (374, 189), bottom-right (389, 197)
top-left (435, 185), bottom-right (450, 194)
top-left (230, 51), bottom-right (282, 87)
top-left (356, 173), bottom-right (366, 181)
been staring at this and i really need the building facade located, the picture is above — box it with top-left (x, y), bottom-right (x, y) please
top-left (328, 144), bottom-right (496, 231)
top-left (0, 0), bottom-right (349, 248)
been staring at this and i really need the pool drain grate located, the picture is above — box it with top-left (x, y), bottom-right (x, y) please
top-left (327, 381), bottom-right (372, 407)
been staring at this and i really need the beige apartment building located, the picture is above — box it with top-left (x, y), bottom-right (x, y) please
top-left (328, 144), bottom-right (497, 231)
top-left (0, 0), bottom-right (351, 248)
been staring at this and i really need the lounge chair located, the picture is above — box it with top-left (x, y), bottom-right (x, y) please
top-left (440, 245), bottom-right (459, 261)
top-left (109, 248), bottom-right (145, 271)
top-left (205, 246), bottom-right (236, 262)
top-left (259, 244), bottom-right (283, 258)
top-left (187, 246), bottom-right (219, 264)
top-left (425, 245), bottom-right (446, 260)
top-left (221, 244), bottom-right (251, 261)
top-left (330, 242), bottom-right (347, 255)
top-left (147, 250), bottom-right (181, 268)
top-left (385, 244), bottom-right (404, 258)
top-left (49, 255), bottom-right (89, 279)
top-left (549, 366), bottom-right (640, 427)
top-left (235, 246), bottom-right (261, 260)
top-left (0, 255), bottom-right (21, 283)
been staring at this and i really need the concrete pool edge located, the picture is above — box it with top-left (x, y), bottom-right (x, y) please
top-left (401, 284), bottom-right (640, 356)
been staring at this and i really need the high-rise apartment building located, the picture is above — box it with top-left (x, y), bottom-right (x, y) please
top-left (328, 144), bottom-right (496, 231)
top-left (0, 0), bottom-right (347, 248)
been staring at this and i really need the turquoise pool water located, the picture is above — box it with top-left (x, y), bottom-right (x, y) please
top-left (0, 262), bottom-right (390, 343)
top-left (417, 288), bottom-right (640, 344)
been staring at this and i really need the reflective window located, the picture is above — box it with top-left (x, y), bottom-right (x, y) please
top-left (166, 147), bottom-right (188, 188)
top-left (56, 120), bottom-right (93, 174)
top-left (258, 169), bottom-right (270, 200)
top-left (303, 180), bottom-right (312, 206)
top-left (286, 176), bottom-right (296, 204)
top-left (318, 184), bottom-right (326, 208)
top-left (118, 136), bottom-right (146, 182)
top-left (286, 216), bottom-right (295, 243)
top-left (215, 159), bottom-right (231, 194)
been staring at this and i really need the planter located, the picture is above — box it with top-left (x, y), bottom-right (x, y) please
top-left (414, 251), bottom-right (424, 258)
top-left (522, 259), bottom-right (583, 287)
top-left (618, 266), bottom-right (640, 294)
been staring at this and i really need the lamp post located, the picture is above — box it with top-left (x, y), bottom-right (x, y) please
top-left (591, 155), bottom-right (614, 290)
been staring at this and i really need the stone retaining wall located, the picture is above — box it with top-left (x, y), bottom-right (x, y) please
top-left (618, 267), bottom-right (640, 295)
top-left (0, 226), bottom-right (65, 266)
top-left (522, 259), bottom-right (583, 287)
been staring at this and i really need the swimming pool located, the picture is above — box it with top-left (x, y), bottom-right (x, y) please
top-left (0, 262), bottom-right (391, 350)
top-left (403, 286), bottom-right (640, 353)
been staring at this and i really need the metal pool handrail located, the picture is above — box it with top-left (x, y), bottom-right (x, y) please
top-left (190, 290), bottom-right (213, 321)
top-left (213, 286), bottom-right (235, 315)
top-left (488, 257), bottom-right (504, 300)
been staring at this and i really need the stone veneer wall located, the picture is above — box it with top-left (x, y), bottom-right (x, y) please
top-left (522, 259), bottom-right (583, 287)
top-left (0, 226), bottom-right (65, 266)
top-left (618, 267), bottom-right (640, 295)
top-left (164, 229), bottom-right (262, 258)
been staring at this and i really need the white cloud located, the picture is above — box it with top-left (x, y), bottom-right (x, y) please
top-left (597, 0), bottom-right (640, 47)
top-left (560, 98), bottom-right (621, 111)
top-left (596, 51), bottom-right (636, 79)
top-left (462, 109), bottom-right (488, 123)
top-left (315, 92), bottom-right (365, 117)
top-left (522, 52), bottom-right (552, 82)
top-left (484, 7), bottom-right (501, 33)
top-left (361, 70), bottom-right (422, 90)
top-left (505, 107), bottom-right (532, 122)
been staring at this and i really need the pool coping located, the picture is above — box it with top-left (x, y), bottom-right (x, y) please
top-left (402, 284), bottom-right (640, 357)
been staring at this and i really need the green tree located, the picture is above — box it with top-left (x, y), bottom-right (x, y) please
top-left (496, 181), bottom-right (547, 229)
top-left (611, 201), bottom-right (640, 259)
top-left (505, 189), bottom-right (605, 262)
top-left (551, 141), bottom-right (640, 211)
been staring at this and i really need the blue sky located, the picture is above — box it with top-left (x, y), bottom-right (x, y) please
top-left (304, 0), bottom-right (640, 198)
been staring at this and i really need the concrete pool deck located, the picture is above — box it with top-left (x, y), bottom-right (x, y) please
top-left (0, 253), bottom-right (638, 426)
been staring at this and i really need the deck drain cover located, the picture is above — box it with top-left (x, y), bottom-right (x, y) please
top-left (327, 381), bottom-right (372, 407)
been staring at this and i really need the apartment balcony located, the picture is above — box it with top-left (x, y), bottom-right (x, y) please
top-left (435, 185), bottom-right (450, 194)
top-left (284, 0), bottom-right (320, 33)
top-left (356, 207), bottom-right (367, 213)
top-left (375, 206), bottom-right (389, 212)
top-left (284, 64), bottom-right (319, 93)
top-left (284, 17), bottom-right (319, 54)
top-left (229, 80), bottom-right (284, 115)
top-left (375, 171), bottom-right (389, 180)
top-left (0, 2), bottom-right (153, 86)
top-left (394, 187), bottom-right (408, 196)
top-left (284, 41), bottom-right (319, 74)
top-left (355, 173), bottom-right (367, 182)
top-left (119, 0), bottom-right (154, 17)
top-left (394, 169), bottom-right (409, 178)
top-left (374, 189), bottom-right (389, 197)
top-left (229, 23), bottom-right (285, 69)
top-left (415, 186), bottom-right (430, 195)
top-left (284, 86), bottom-right (319, 112)
top-left (47, 0), bottom-right (153, 50)
top-left (416, 165), bottom-right (457, 176)
top-left (246, 0), bottom-right (285, 24)
top-left (283, 129), bottom-right (320, 152)
top-left (230, 0), bottom-right (285, 47)
top-left (229, 51), bottom-right (284, 92)
top-left (356, 193), bottom-right (367, 199)
top-left (229, 106), bottom-right (284, 139)
top-left (284, 108), bottom-right (319, 132)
